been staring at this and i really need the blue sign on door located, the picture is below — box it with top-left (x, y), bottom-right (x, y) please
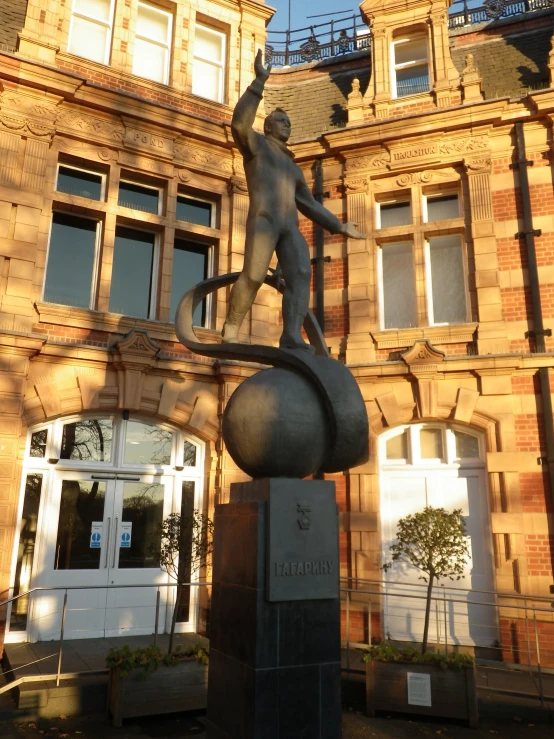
top-left (120, 532), bottom-right (131, 548)
top-left (90, 522), bottom-right (103, 549)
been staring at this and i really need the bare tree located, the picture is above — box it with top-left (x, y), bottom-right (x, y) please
top-left (383, 506), bottom-right (469, 653)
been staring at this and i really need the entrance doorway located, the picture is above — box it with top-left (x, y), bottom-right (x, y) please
top-left (379, 423), bottom-right (498, 649)
top-left (8, 415), bottom-right (205, 642)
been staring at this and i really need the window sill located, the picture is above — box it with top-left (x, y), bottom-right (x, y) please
top-left (35, 302), bottom-right (219, 345)
top-left (371, 323), bottom-right (478, 349)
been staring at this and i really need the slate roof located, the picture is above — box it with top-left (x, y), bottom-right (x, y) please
top-left (0, 0), bottom-right (26, 51)
top-left (451, 24), bottom-right (553, 99)
top-left (265, 55), bottom-right (371, 143)
top-left (265, 10), bottom-right (554, 143)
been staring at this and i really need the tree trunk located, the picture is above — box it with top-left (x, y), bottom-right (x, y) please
top-left (168, 582), bottom-right (183, 655)
top-left (421, 574), bottom-right (434, 654)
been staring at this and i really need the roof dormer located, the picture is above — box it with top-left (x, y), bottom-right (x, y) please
top-left (359, 0), bottom-right (461, 119)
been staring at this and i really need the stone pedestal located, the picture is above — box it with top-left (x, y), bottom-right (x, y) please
top-left (206, 478), bottom-right (341, 739)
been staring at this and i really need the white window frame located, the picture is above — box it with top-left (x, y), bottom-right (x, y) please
top-left (375, 199), bottom-right (412, 230)
top-left (110, 224), bottom-right (160, 321)
top-left (118, 179), bottom-right (163, 216)
top-left (43, 211), bottom-right (103, 312)
top-left (390, 36), bottom-right (430, 100)
top-left (192, 23), bottom-right (226, 104)
top-left (67, 0), bottom-right (116, 66)
top-left (56, 163), bottom-right (107, 201)
top-left (424, 234), bottom-right (469, 327)
top-left (176, 193), bottom-right (216, 228)
top-left (132, 2), bottom-right (173, 85)
top-left (422, 192), bottom-right (460, 223)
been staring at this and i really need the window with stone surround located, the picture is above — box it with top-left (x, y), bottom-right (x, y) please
top-left (43, 213), bottom-right (102, 309)
top-left (376, 186), bottom-right (469, 331)
top-left (391, 36), bottom-right (430, 99)
top-left (43, 160), bottom-right (219, 327)
top-left (192, 23), bottom-right (226, 104)
top-left (132, 2), bottom-right (173, 85)
top-left (67, 0), bottom-right (115, 65)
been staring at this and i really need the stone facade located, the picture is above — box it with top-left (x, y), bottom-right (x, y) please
top-left (0, 0), bottom-right (553, 663)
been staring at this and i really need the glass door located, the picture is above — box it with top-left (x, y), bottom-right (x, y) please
top-left (104, 476), bottom-right (172, 637)
top-left (30, 472), bottom-right (115, 641)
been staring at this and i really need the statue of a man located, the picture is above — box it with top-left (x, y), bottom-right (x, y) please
top-left (222, 49), bottom-right (365, 351)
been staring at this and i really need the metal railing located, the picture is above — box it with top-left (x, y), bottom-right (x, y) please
top-left (265, 0), bottom-right (554, 68)
top-left (341, 577), bottom-right (554, 706)
top-left (0, 581), bottom-right (210, 691)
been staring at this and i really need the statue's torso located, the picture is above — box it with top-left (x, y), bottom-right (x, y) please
top-left (243, 134), bottom-right (300, 231)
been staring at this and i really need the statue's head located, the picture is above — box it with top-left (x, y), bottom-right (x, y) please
top-left (264, 108), bottom-right (291, 143)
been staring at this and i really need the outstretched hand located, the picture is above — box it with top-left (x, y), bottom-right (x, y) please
top-left (342, 222), bottom-right (366, 239)
top-left (254, 48), bottom-right (271, 81)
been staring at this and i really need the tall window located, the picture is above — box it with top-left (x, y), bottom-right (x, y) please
top-left (109, 227), bottom-right (157, 319)
top-left (132, 3), bottom-right (172, 85)
top-left (379, 242), bottom-right (417, 330)
top-left (391, 37), bottom-right (429, 98)
top-left (170, 240), bottom-right (210, 325)
top-left (44, 213), bottom-right (100, 309)
top-left (192, 24), bottom-right (226, 103)
top-left (425, 235), bottom-right (467, 325)
top-left (68, 0), bottom-right (114, 65)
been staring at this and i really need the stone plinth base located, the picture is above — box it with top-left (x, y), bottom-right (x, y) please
top-left (206, 478), bottom-right (341, 739)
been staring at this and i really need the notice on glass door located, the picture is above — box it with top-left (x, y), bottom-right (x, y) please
top-left (120, 522), bottom-right (132, 548)
top-left (407, 672), bottom-right (432, 706)
top-left (90, 522), bottom-right (103, 549)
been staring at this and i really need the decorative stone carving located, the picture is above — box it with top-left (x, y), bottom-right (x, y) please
top-left (174, 139), bottom-right (233, 176)
top-left (347, 151), bottom-right (390, 171)
top-left (227, 176), bottom-right (248, 194)
top-left (56, 111), bottom-right (125, 142)
top-left (461, 54), bottom-right (484, 103)
top-left (401, 339), bottom-right (445, 374)
top-left (0, 114), bottom-right (54, 138)
top-left (347, 78), bottom-right (364, 125)
top-left (112, 330), bottom-right (160, 410)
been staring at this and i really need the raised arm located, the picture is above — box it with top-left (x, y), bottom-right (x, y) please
top-left (231, 49), bottom-right (271, 159)
top-left (295, 178), bottom-right (366, 238)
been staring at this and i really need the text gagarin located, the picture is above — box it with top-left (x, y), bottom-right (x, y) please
top-left (274, 560), bottom-right (333, 576)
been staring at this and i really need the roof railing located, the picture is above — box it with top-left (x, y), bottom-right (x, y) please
top-left (266, 0), bottom-right (554, 68)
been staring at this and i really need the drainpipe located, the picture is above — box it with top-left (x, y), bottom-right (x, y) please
top-left (512, 121), bottom-right (554, 511)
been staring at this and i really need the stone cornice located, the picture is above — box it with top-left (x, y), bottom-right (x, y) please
top-left (348, 352), bottom-right (554, 378)
top-left (371, 324), bottom-right (478, 349)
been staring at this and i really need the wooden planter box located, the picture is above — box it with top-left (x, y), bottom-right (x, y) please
top-left (365, 659), bottom-right (478, 728)
top-left (108, 658), bottom-right (208, 727)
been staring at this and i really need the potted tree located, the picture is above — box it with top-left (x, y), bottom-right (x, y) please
top-left (364, 506), bottom-right (478, 728)
top-left (106, 510), bottom-right (213, 726)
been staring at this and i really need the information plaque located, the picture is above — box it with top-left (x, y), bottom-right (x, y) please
top-left (266, 479), bottom-right (339, 602)
top-left (407, 672), bottom-right (432, 707)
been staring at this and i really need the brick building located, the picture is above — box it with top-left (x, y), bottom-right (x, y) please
top-left (0, 0), bottom-right (553, 666)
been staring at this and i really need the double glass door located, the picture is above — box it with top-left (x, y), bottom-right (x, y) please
top-left (30, 471), bottom-right (174, 640)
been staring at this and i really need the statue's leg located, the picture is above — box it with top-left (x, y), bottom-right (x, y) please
top-left (276, 228), bottom-right (312, 351)
top-left (222, 221), bottom-right (277, 343)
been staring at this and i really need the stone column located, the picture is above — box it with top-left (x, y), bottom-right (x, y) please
top-left (344, 177), bottom-right (375, 363)
top-left (365, 25), bottom-right (390, 119)
top-left (429, 3), bottom-right (460, 107)
top-left (464, 156), bottom-right (510, 354)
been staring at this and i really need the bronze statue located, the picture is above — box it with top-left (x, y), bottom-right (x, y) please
top-left (222, 49), bottom-right (365, 351)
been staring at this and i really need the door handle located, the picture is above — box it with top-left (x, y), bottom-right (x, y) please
top-left (116, 476), bottom-right (140, 481)
top-left (91, 475), bottom-right (116, 480)
top-left (104, 517), bottom-right (111, 568)
top-left (112, 515), bottom-right (119, 568)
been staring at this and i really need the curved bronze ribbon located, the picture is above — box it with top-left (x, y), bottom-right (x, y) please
top-left (175, 272), bottom-right (369, 473)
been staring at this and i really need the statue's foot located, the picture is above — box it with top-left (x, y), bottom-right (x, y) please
top-left (279, 335), bottom-right (315, 353)
top-left (222, 323), bottom-right (240, 344)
